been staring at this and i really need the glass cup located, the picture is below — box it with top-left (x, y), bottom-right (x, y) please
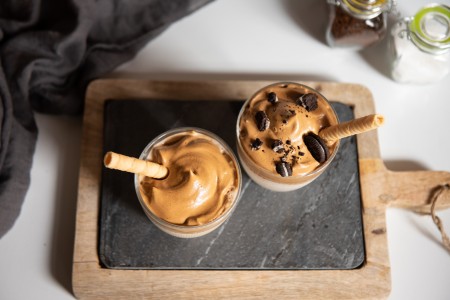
top-left (236, 82), bottom-right (340, 192)
top-left (135, 127), bottom-right (242, 238)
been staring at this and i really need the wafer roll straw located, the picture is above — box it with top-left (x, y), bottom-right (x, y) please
top-left (319, 114), bottom-right (385, 145)
top-left (104, 151), bottom-right (168, 179)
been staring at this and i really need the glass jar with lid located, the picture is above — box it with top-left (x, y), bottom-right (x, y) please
top-left (388, 4), bottom-right (450, 84)
top-left (326, 0), bottom-right (392, 48)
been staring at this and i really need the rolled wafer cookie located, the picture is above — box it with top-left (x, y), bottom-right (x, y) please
top-left (319, 114), bottom-right (385, 145)
top-left (104, 151), bottom-right (168, 179)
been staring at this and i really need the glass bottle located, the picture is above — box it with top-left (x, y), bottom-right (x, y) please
top-left (388, 4), bottom-right (450, 84)
top-left (326, 0), bottom-right (392, 48)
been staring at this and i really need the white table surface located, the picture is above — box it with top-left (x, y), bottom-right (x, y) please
top-left (1, 0), bottom-right (449, 299)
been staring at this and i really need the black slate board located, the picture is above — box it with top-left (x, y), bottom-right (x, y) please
top-left (99, 99), bottom-right (365, 270)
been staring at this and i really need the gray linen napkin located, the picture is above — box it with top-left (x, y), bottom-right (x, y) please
top-left (0, 0), bottom-right (213, 238)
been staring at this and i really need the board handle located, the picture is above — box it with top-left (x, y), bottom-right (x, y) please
top-left (383, 170), bottom-right (450, 213)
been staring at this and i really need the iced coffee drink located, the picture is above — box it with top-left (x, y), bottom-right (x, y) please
top-left (237, 82), bottom-right (340, 192)
top-left (135, 127), bottom-right (241, 238)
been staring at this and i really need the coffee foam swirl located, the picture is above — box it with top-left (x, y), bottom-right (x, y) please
top-left (140, 131), bottom-right (238, 226)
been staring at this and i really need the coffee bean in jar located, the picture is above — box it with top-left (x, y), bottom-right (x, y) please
top-left (326, 0), bottom-right (392, 49)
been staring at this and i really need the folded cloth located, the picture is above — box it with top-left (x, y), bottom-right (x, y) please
top-left (0, 0), bottom-right (213, 238)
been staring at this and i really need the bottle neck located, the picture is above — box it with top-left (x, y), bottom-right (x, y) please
top-left (332, 0), bottom-right (391, 20)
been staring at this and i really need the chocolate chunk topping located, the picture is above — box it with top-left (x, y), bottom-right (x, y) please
top-left (271, 139), bottom-right (284, 153)
top-left (303, 132), bottom-right (330, 163)
top-left (251, 138), bottom-right (263, 150)
top-left (267, 92), bottom-right (278, 104)
top-left (296, 93), bottom-right (318, 112)
top-left (255, 111), bottom-right (270, 131)
top-left (275, 161), bottom-right (292, 177)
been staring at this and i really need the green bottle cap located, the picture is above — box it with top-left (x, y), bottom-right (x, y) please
top-left (409, 4), bottom-right (450, 54)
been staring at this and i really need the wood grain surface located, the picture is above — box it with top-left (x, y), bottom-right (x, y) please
top-left (72, 79), bottom-right (450, 299)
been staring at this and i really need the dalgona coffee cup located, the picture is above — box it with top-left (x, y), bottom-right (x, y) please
top-left (236, 82), bottom-right (340, 192)
top-left (135, 127), bottom-right (242, 238)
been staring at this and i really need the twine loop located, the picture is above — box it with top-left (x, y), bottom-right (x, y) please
top-left (427, 184), bottom-right (450, 252)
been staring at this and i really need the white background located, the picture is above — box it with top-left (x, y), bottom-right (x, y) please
top-left (1, 0), bottom-right (449, 299)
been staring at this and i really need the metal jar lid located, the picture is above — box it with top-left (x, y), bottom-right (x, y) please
top-left (409, 4), bottom-right (450, 54)
top-left (338, 0), bottom-right (391, 20)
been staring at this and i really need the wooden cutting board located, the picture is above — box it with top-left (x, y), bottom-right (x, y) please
top-left (72, 79), bottom-right (450, 299)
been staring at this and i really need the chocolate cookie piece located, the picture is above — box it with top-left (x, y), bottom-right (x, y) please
top-left (303, 132), bottom-right (330, 163)
top-left (255, 111), bottom-right (270, 131)
top-left (251, 138), bottom-right (263, 150)
top-left (275, 161), bottom-right (292, 177)
top-left (271, 139), bottom-right (284, 153)
top-left (296, 93), bottom-right (318, 112)
top-left (267, 92), bottom-right (278, 104)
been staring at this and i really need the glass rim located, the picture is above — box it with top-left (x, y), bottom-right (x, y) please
top-left (339, 0), bottom-right (391, 20)
top-left (134, 126), bottom-right (242, 230)
top-left (235, 81), bottom-right (341, 183)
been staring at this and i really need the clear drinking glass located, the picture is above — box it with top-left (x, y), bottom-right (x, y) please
top-left (236, 82), bottom-right (340, 192)
top-left (135, 127), bottom-right (242, 238)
